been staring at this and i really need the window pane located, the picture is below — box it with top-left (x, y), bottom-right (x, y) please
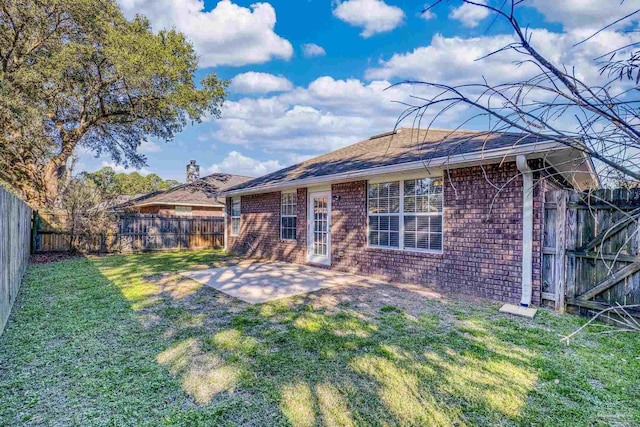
top-left (368, 181), bottom-right (400, 214)
top-left (404, 216), bottom-right (416, 231)
top-left (417, 196), bottom-right (428, 213)
top-left (389, 231), bottom-right (399, 247)
top-left (404, 197), bottom-right (415, 213)
top-left (431, 178), bottom-right (443, 194)
top-left (429, 195), bottom-right (443, 213)
top-left (404, 232), bottom-right (416, 248)
top-left (369, 231), bottom-right (379, 246)
top-left (379, 216), bottom-right (389, 231)
top-left (417, 233), bottom-right (429, 250)
top-left (415, 216), bottom-right (429, 232)
top-left (231, 198), bottom-right (241, 216)
top-left (369, 216), bottom-right (378, 231)
top-left (389, 182), bottom-right (400, 197)
top-left (379, 197), bottom-right (389, 213)
top-left (368, 183), bottom-right (379, 198)
top-left (430, 233), bottom-right (443, 250)
top-left (390, 216), bottom-right (399, 232)
top-left (404, 179), bottom-right (416, 195)
top-left (430, 216), bottom-right (442, 233)
top-left (380, 232), bottom-right (389, 247)
top-left (380, 183), bottom-right (389, 197)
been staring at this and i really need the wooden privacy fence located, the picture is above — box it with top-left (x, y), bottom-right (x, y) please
top-left (31, 211), bottom-right (115, 253)
top-left (32, 213), bottom-right (225, 253)
top-left (543, 189), bottom-right (640, 316)
top-left (119, 214), bottom-right (224, 252)
top-left (0, 186), bottom-right (32, 335)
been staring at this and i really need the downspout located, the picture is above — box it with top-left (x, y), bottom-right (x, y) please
top-left (516, 155), bottom-right (533, 307)
top-left (223, 198), bottom-right (228, 252)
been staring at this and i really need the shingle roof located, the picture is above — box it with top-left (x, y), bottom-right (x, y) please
top-left (226, 128), bottom-right (547, 193)
top-left (125, 173), bottom-right (253, 208)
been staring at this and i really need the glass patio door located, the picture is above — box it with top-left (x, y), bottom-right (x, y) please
top-left (308, 192), bottom-right (331, 265)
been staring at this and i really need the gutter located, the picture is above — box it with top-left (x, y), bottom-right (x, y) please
top-left (221, 140), bottom-right (567, 197)
top-left (516, 154), bottom-right (533, 307)
top-left (134, 202), bottom-right (225, 208)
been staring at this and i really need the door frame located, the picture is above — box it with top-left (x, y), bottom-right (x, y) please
top-left (307, 191), bottom-right (332, 266)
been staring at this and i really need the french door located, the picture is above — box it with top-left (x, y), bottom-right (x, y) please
top-left (307, 192), bottom-right (331, 265)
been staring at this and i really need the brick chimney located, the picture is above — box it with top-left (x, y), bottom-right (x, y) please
top-left (186, 160), bottom-right (200, 184)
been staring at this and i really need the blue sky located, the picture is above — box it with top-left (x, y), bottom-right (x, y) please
top-left (76, 0), bottom-right (640, 182)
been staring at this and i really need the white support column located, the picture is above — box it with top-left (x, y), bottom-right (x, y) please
top-left (516, 155), bottom-right (533, 307)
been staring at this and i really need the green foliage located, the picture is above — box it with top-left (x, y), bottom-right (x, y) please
top-left (81, 166), bottom-right (181, 197)
top-left (0, 0), bottom-right (227, 205)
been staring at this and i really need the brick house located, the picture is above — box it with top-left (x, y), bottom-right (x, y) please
top-left (121, 161), bottom-right (252, 217)
top-left (221, 129), bottom-right (598, 306)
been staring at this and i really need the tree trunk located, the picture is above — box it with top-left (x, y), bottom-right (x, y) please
top-left (42, 160), bottom-right (66, 205)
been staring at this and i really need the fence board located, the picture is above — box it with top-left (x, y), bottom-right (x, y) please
top-left (33, 213), bottom-right (224, 253)
top-left (0, 187), bottom-right (32, 335)
top-left (544, 188), bottom-right (640, 316)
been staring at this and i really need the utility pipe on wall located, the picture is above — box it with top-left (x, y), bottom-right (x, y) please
top-left (516, 155), bottom-right (533, 307)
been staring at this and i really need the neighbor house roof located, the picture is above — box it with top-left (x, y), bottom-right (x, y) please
top-left (122, 173), bottom-right (253, 209)
top-left (222, 128), bottom-right (598, 196)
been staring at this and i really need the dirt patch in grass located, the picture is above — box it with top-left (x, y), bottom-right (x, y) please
top-left (30, 252), bottom-right (85, 264)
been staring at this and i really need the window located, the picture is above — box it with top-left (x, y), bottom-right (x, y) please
top-left (403, 178), bottom-right (443, 251)
top-left (368, 181), bottom-right (400, 248)
top-left (175, 206), bottom-right (192, 216)
top-left (231, 197), bottom-right (241, 236)
top-left (281, 192), bottom-right (297, 240)
top-left (367, 177), bottom-right (443, 252)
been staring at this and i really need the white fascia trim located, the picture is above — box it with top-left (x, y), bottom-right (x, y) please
top-left (134, 202), bottom-right (224, 208)
top-left (222, 140), bottom-right (566, 197)
top-left (517, 154), bottom-right (534, 307)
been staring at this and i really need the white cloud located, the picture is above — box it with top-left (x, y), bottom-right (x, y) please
top-left (117, 0), bottom-right (293, 67)
top-left (229, 72), bottom-right (293, 94)
top-left (101, 161), bottom-right (152, 176)
top-left (528, 0), bottom-right (640, 31)
top-left (203, 76), bottom-right (459, 157)
top-left (302, 43), bottom-right (326, 57)
top-left (207, 151), bottom-right (282, 177)
top-left (421, 9), bottom-right (436, 21)
top-left (138, 140), bottom-right (163, 153)
top-left (201, 26), bottom-right (639, 165)
top-left (449, 0), bottom-right (489, 28)
top-left (333, 0), bottom-right (405, 38)
top-left (366, 29), bottom-right (640, 87)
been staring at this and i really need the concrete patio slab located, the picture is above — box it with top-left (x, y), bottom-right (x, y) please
top-left (181, 261), bottom-right (387, 304)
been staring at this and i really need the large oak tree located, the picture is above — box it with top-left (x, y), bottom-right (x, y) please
top-left (0, 0), bottom-right (226, 206)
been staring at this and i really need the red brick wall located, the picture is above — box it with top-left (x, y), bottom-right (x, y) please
top-left (226, 188), bottom-right (307, 263)
top-left (138, 205), bottom-right (224, 217)
top-left (227, 162), bottom-right (546, 305)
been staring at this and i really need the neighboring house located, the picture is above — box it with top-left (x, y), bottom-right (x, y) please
top-left (221, 128), bottom-right (598, 306)
top-left (121, 161), bottom-right (252, 217)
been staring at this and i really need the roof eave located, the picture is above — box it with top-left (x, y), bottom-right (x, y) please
top-left (221, 140), bottom-right (574, 197)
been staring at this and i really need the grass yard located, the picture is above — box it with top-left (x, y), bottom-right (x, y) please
top-left (1, 250), bottom-right (639, 426)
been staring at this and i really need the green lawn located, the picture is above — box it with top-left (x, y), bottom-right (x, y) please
top-left (1, 250), bottom-right (638, 426)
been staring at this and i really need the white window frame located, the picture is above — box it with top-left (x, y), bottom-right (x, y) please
top-left (231, 197), bottom-right (241, 236)
top-left (367, 181), bottom-right (401, 249)
top-left (367, 176), bottom-right (444, 254)
top-left (280, 191), bottom-right (297, 240)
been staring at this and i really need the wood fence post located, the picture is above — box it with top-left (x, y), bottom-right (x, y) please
top-left (565, 191), bottom-right (578, 304)
top-left (30, 211), bottom-right (38, 255)
top-left (554, 191), bottom-right (567, 312)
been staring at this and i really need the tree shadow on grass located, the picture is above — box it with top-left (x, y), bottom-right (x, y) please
top-left (3, 253), bottom-right (639, 426)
